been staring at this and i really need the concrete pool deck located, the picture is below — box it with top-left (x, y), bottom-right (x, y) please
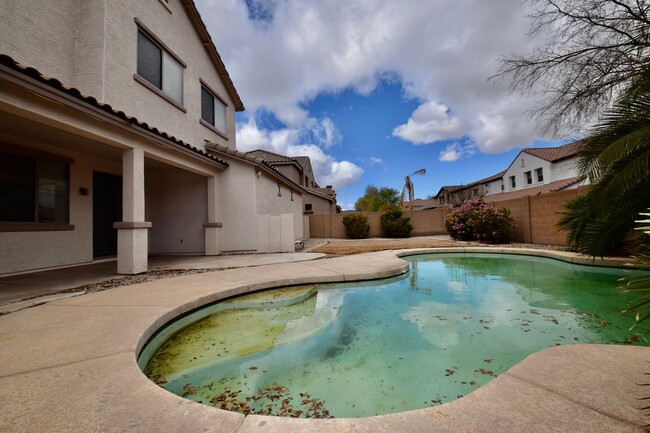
top-left (0, 247), bottom-right (648, 432)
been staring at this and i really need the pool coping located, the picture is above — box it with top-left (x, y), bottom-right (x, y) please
top-left (0, 247), bottom-right (648, 432)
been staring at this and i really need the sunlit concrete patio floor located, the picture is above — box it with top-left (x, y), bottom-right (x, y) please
top-left (0, 248), bottom-right (647, 432)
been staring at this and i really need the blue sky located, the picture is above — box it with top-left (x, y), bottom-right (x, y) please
top-left (197, 0), bottom-right (572, 209)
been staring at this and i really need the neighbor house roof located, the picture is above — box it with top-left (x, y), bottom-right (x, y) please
top-left (246, 149), bottom-right (297, 164)
top-left (246, 150), bottom-right (321, 188)
top-left (433, 170), bottom-right (506, 199)
top-left (474, 170), bottom-right (506, 184)
top-left (485, 176), bottom-right (585, 202)
top-left (207, 143), bottom-right (336, 202)
top-left (521, 140), bottom-right (586, 163)
top-left (409, 198), bottom-right (438, 210)
top-left (0, 54), bottom-right (229, 168)
top-left (433, 185), bottom-right (465, 197)
top-left (181, 0), bottom-right (244, 111)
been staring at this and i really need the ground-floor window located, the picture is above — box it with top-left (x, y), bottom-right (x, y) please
top-left (0, 150), bottom-right (70, 223)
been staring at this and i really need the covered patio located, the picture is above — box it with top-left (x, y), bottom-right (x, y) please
top-left (1, 58), bottom-right (227, 276)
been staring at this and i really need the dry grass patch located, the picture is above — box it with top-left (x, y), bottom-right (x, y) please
top-left (310, 237), bottom-right (467, 255)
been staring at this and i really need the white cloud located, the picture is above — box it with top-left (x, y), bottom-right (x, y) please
top-left (197, 0), bottom-right (552, 157)
top-left (236, 118), bottom-right (363, 189)
top-left (393, 101), bottom-right (464, 144)
top-left (472, 97), bottom-right (542, 153)
top-left (438, 143), bottom-right (462, 162)
top-left (311, 117), bottom-right (342, 149)
top-left (368, 157), bottom-right (383, 165)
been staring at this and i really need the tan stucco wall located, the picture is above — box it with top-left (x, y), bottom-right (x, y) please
top-left (254, 172), bottom-right (304, 246)
top-left (0, 138), bottom-right (120, 275)
top-left (102, 0), bottom-right (237, 150)
top-left (146, 167), bottom-right (207, 255)
top-left (216, 159), bottom-right (304, 253)
top-left (304, 192), bottom-right (334, 215)
top-left (0, 0), bottom-right (79, 86)
top-left (0, 0), bottom-right (238, 152)
top-left (217, 161), bottom-right (258, 252)
top-left (274, 165), bottom-right (302, 185)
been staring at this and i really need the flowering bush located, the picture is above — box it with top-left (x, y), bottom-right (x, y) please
top-left (380, 205), bottom-right (413, 238)
top-left (342, 213), bottom-right (370, 239)
top-left (445, 200), bottom-right (515, 244)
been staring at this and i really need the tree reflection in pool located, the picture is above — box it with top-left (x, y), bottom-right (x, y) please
top-left (140, 253), bottom-right (648, 418)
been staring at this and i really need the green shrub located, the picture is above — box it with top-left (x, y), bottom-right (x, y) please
top-left (380, 205), bottom-right (413, 238)
top-left (445, 200), bottom-right (515, 244)
top-left (342, 213), bottom-right (370, 239)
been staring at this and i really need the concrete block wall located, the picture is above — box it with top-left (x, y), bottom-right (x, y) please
top-left (309, 187), bottom-right (589, 246)
top-left (310, 207), bottom-right (449, 239)
top-left (486, 197), bottom-right (532, 243)
top-left (530, 187), bottom-right (588, 245)
top-left (404, 208), bottom-right (448, 236)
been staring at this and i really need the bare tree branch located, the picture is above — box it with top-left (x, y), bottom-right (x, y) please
top-left (494, 0), bottom-right (650, 135)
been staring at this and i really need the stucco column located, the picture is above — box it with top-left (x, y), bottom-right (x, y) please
top-left (204, 175), bottom-right (221, 255)
top-left (114, 148), bottom-right (151, 274)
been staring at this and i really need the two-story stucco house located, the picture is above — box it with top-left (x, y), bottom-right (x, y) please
top-left (0, 0), bottom-right (322, 275)
top-left (431, 141), bottom-right (588, 206)
top-left (485, 140), bottom-right (588, 202)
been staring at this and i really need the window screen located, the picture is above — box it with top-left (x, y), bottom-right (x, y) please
top-left (137, 31), bottom-right (162, 89)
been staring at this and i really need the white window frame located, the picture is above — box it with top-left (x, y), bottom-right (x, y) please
top-left (525, 171), bottom-right (532, 185)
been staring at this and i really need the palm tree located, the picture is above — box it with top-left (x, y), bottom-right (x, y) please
top-left (620, 210), bottom-right (650, 331)
top-left (557, 66), bottom-right (650, 256)
top-left (400, 169), bottom-right (427, 210)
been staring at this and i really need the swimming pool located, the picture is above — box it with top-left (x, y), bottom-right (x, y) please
top-left (139, 253), bottom-right (648, 418)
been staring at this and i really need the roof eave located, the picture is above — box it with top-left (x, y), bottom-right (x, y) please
top-left (181, 0), bottom-right (245, 112)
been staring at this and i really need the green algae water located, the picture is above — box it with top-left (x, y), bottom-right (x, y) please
top-left (140, 253), bottom-right (649, 418)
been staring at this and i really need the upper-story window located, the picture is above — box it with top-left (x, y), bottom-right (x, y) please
top-left (535, 167), bottom-right (544, 182)
top-left (510, 176), bottom-right (516, 188)
top-left (1, 150), bottom-right (70, 225)
top-left (200, 82), bottom-right (227, 135)
top-left (525, 170), bottom-right (532, 185)
top-left (135, 20), bottom-right (185, 109)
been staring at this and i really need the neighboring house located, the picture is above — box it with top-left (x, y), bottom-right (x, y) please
top-left (433, 171), bottom-right (505, 207)
top-left (409, 198), bottom-right (438, 211)
top-left (0, 0), bottom-right (311, 275)
top-left (498, 140), bottom-right (588, 195)
top-left (246, 150), bottom-right (338, 215)
top-left (432, 141), bottom-right (588, 207)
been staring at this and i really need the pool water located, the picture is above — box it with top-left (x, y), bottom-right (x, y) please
top-left (141, 253), bottom-right (648, 418)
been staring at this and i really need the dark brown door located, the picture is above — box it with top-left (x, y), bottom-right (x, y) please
top-left (93, 171), bottom-right (122, 258)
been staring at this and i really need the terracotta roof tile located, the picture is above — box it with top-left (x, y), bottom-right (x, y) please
top-left (472, 170), bottom-right (506, 185)
top-left (486, 176), bottom-right (585, 202)
top-left (410, 198), bottom-right (438, 210)
top-left (522, 140), bottom-right (586, 162)
top-left (246, 149), bottom-right (296, 164)
top-left (0, 54), bottom-right (229, 167)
